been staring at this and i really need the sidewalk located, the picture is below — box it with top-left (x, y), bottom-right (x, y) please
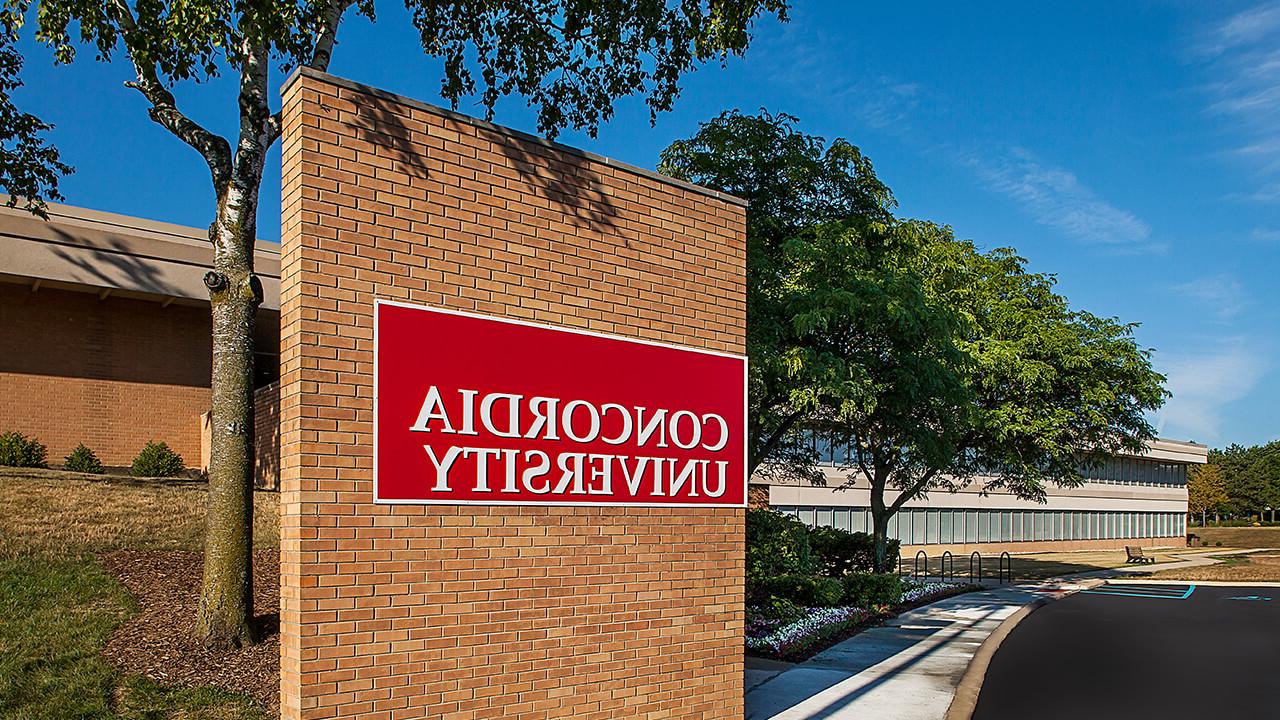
top-left (743, 584), bottom-right (1061, 720)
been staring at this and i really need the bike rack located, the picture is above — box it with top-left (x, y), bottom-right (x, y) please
top-left (998, 551), bottom-right (1012, 584)
top-left (941, 550), bottom-right (954, 582)
top-left (969, 551), bottom-right (982, 583)
top-left (914, 550), bottom-right (928, 580)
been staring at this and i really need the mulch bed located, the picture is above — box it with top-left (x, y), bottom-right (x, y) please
top-left (99, 549), bottom-right (280, 715)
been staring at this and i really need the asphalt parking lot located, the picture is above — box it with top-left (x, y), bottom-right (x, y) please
top-left (973, 582), bottom-right (1280, 719)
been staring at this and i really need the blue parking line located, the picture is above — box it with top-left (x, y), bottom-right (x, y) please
top-left (1080, 584), bottom-right (1195, 600)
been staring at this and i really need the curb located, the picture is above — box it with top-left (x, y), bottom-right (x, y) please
top-left (943, 581), bottom-right (1098, 720)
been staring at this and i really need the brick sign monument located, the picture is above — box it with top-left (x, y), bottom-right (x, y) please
top-left (279, 69), bottom-right (748, 719)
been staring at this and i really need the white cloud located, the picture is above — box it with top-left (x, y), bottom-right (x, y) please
top-left (1250, 227), bottom-right (1280, 242)
top-left (960, 148), bottom-right (1160, 252)
top-left (1155, 340), bottom-right (1269, 442)
top-left (1173, 273), bottom-right (1247, 318)
top-left (1197, 4), bottom-right (1280, 185)
top-left (1200, 3), bottom-right (1280, 57)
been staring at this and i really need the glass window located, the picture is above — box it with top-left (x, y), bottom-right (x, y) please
top-left (798, 507), bottom-right (816, 527)
top-left (1033, 511), bottom-right (1045, 541)
top-left (966, 510), bottom-right (979, 543)
top-left (834, 507), bottom-right (850, 531)
top-left (913, 509), bottom-right (928, 545)
top-left (940, 510), bottom-right (953, 545)
top-left (815, 435), bottom-right (834, 465)
top-left (816, 507), bottom-right (833, 528)
top-left (888, 512), bottom-right (901, 540)
top-left (1001, 511), bottom-right (1013, 542)
top-left (977, 510), bottom-right (989, 543)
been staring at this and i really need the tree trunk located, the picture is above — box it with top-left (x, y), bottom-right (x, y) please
top-left (871, 506), bottom-right (892, 573)
top-left (193, 180), bottom-right (262, 649)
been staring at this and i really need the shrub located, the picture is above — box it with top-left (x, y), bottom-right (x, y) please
top-left (757, 596), bottom-right (807, 622)
top-left (63, 444), bottom-right (104, 474)
top-left (755, 574), bottom-right (845, 608)
top-left (808, 526), bottom-right (900, 577)
top-left (130, 441), bottom-right (186, 477)
top-left (0, 431), bottom-right (47, 468)
top-left (746, 509), bottom-right (817, 587)
top-left (842, 572), bottom-right (903, 607)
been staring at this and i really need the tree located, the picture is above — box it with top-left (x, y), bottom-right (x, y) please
top-left (1188, 463), bottom-right (1228, 525)
top-left (662, 112), bottom-right (1168, 570)
top-left (784, 221), bottom-right (1169, 569)
top-left (0, 8), bottom-right (68, 216)
top-left (658, 109), bottom-right (896, 484)
top-left (6, 0), bottom-right (788, 649)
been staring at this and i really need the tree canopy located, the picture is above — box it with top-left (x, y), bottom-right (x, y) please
top-left (658, 109), bottom-right (896, 483)
top-left (662, 110), bottom-right (1169, 568)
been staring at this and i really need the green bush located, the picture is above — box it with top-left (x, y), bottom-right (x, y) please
top-left (755, 574), bottom-right (845, 608)
top-left (842, 572), bottom-right (903, 607)
top-left (130, 441), bottom-right (186, 478)
top-left (0, 431), bottom-right (47, 468)
top-left (63, 444), bottom-right (105, 474)
top-left (746, 509), bottom-right (817, 587)
top-left (808, 526), bottom-right (900, 576)
top-left (757, 596), bottom-right (807, 622)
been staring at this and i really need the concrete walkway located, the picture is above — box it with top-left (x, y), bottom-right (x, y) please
top-left (744, 549), bottom-right (1257, 720)
top-left (743, 583), bottom-right (1075, 720)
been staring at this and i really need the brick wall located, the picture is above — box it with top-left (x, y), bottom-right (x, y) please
top-left (0, 283), bottom-right (212, 465)
top-left (278, 69), bottom-right (747, 720)
top-left (254, 381), bottom-right (280, 489)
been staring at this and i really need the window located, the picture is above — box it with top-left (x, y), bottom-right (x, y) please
top-left (998, 511), bottom-right (1011, 542)
top-left (888, 512), bottom-right (901, 540)
top-left (913, 509), bottom-right (928, 545)
top-left (940, 510), bottom-right (953, 545)
top-left (816, 507), bottom-right (833, 529)
top-left (798, 508), bottom-right (816, 527)
top-left (966, 510), bottom-right (979, 543)
top-left (1033, 511), bottom-right (1045, 541)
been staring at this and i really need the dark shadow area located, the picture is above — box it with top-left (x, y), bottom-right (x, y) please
top-left (347, 86), bottom-right (622, 243)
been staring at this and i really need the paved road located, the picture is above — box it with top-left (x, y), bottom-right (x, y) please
top-left (973, 582), bottom-right (1280, 719)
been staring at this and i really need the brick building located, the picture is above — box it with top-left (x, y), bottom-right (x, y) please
top-left (0, 199), bottom-right (281, 479)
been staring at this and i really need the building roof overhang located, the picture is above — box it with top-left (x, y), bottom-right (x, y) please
top-left (0, 196), bottom-right (281, 311)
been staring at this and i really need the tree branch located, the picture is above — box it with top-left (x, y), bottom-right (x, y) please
top-left (110, 0), bottom-right (231, 188)
top-left (309, 0), bottom-right (353, 71)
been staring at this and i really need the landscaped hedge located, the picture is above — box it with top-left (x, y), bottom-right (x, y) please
top-left (809, 525), bottom-right (900, 577)
top-left (841, 572), bottom-right (903, 607)
top-left (0, 431), bottom-right (47, 468)
top-left (746, 509), bottom-right (817, 586)
top-left (754, 573), bottom-right (845, 608)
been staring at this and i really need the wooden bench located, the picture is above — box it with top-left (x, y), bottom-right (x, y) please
top-left (1125, 546), bottom-right (1156, 564)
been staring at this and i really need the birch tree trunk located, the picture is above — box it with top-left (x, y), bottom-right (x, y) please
top-left (193, 45), bottom-right (273, 648)
top-left (194, 179), bottom-right (263, 648)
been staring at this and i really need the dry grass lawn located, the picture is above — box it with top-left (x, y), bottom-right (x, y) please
top-left (1189, 525), bottom-right (1280, 549)
top-left (913, 548), bottom-right (1186, 582)
top-left (1150, 552), bottom-right (1280, 582)
top-left (0, 469), bottom-right (279, 559)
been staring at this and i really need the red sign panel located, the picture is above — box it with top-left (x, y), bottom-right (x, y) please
top-left (374, 300), bottom-right (747, 507)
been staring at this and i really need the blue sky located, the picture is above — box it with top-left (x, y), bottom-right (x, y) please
top-left (11, 1), bottom-right (1280, 448)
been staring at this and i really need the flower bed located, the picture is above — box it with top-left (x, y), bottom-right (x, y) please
top-left (746, 580), bottom-right (979, 661)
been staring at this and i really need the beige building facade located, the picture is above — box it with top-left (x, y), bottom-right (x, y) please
top-left (756, 438), bottom-right (1205, 554)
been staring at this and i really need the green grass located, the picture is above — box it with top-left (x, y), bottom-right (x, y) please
top-left (0, 557), bottom-right (267, 720)
top-left (0, 471), bottom-right (275, 720)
